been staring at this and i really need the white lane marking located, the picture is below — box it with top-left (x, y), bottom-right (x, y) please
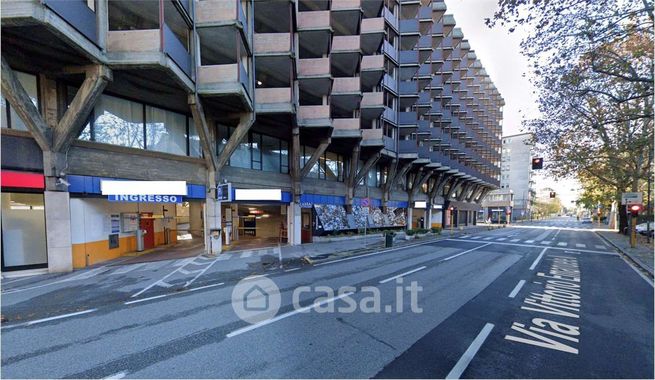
top-left (540, 241), bottom-right (552, 245)
top-left (124, 294), bottom-right (168, 305)
top-left (284, 267), bottom-right (301, 272)
top-left (483, 237), bottom-right (493, 241)
top-left (470, 236), bottom-right (482, 240)
top-left (130, 261), bottom-right (192, 298)
top-left (2, 309), bottom-right (98, 330)
top-left (529, 248), bottom-right (548, 271)
top-left (441, 243), bottom-right (491, 262)
top-left (184, 257), bottom-right (220, 288)
top-left (496, 238), bottom-right (507, 241)
top-left (461, 235), bottom-right (472, 239)
top-left (314, 238), bottom-right (447, 266)
top-left (557, 242), bottom-right (567, 247)
top-left (445, 323), bottom-right (495, 379)
top-left (226, 292), bottom-right (354, 338)
top-left (104, 371), bottom-right (128, 379)
top-left (243, 274), bottom-right (268, 281)
top-left (110, 263), bottom-right (146, 275)
top-left (524, 240), bottom-right (535, 243)
top-left (553, 229), bottom-right (561, 238)
top-left (510, 239), bottom-right (520, 243)
top-left (576, 243), bottom-right (586, 248)
top-left (186, 282), bottom-right (224, 292)
top-left (595, 245), bottom-right (605, 250)
top-left (444, 239), bottom-right (618, 255)
top-left (379, 266), bottom-right (427, 284)
top-left (508, 280), bottom-right (526, 298)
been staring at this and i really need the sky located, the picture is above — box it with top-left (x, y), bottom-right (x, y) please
top-left (444, 0), bottom-right (581, 207)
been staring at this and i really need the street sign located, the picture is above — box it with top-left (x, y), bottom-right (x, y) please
top-left (217, 183), bottom-right (232, 202)
top-left (621, 192), bottom-right (643, 205)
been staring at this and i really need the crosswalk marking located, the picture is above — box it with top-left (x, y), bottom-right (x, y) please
top-left (576, 243), bottom-right (586, 248)
top-left (483, 237), bottom-right (493, 241)
top-left (540, 241), bottom-right (552, 245)
top-left (510, 239), bottom-right (520, 242)
top-left (595, 245), bottom-right (605, 250)
top-left (496, 238), bottom-right (507, 241)
top-left (470, 236), bottom-right (482, 240)
top-left (557, 242), bottom-right (567, 247)
top-left (525, 240), bottom-right (535, 243)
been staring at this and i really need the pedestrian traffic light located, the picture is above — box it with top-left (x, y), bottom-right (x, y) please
top-left (549, 191), bottom-right (556, 198)
top-left (531, 157), bottom-right (544, 170)
top-left (629, 204), bottom-right (642, 216)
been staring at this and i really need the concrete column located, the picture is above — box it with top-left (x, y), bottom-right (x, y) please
top-left (189, 201), bottom-right (203, 238)
top-left (44, 191), bottom-right (73, 273)
top-left (287, 202), bottom-right (302, 245)
top-left (407, 207), bottom-right (413, 229)
top-left (426, 205), bottom-right (432, 229)
top-left (204, 196), bottom-right (222, 254)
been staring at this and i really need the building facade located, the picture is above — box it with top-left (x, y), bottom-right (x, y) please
top-left (1, 0), bottom-right (502, 273)
top-left (499, 132), bottom-right (534, 220)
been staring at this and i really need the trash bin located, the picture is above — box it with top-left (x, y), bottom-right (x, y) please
top-left (385, 232), bottom-right (394, 248)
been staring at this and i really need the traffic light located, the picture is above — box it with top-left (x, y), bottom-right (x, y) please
top-left (549, 191), bottom-right (556, 198)
top-left (629, 204), bottom-right (642, 217)
top-left (532, 157), bottom-right (543, 170)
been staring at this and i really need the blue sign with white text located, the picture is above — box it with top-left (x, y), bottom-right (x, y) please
top-left (108, 195), bottom-right (182, 203)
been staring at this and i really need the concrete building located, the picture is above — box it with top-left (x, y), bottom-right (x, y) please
top-left (499, 132), bottom-right (534, 220)
top-left (1, 0), bottom-right (502, 273)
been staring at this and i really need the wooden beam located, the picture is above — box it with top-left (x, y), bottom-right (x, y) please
top-left (393, 161), bottom-right (413, 191)
top-left (347, 145), bottom-right (361, 189)
top-left (188, 93), bottom-right (219, 171)
top-left (1, 56), bottom-right (51, 151)
top-left (214, 111), bottom-right (255, 173)
top-left (457, 182), bottom-right (473, 201)
top-left (52, 65), bottom-right (112, 152)
top-left (354, 152), bottom-right (381, 186)
top-left (300, 138), bottom-right (331, 178)
top-left (382, 159), bottom-right (398, 193)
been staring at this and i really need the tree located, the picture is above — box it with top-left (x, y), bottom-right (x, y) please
top-left (489, 0), bottom-right (654, 233)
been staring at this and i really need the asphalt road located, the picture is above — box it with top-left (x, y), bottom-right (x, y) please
top-left (1, 217), bottom-right (653, 378)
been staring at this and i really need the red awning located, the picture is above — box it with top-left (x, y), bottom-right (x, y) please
top-left (1, 170), bottom-right (45, 190)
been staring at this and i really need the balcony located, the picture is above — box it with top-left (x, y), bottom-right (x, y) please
top-left (400, 19), bottom-right (420, 50)
top-left (361, 129), bottom-right (385, 147)
top-left (42, 0), bottom-right (98, 43)
top-left (332, 118), bottom-right (361, 139)
top-left (106, 25), bottom-right (192, 89)
top-left (382, 40), bottom-right (399, 64)
top-left (196, 0), bottom-right (247, 29)
top-left (382, 107), bottom-right (398, 125)
top-left (360, 55), bottom-right (385, 89)
top-left (362, 0), bottom-right (384, 18)
top-left (399, 111), bottom-right (418, 128)
top-left (383, 136), bottom-right (396, 152)
top-left (255, 87), bottom-right (294, 114)
top-left (331, 0), bottom-right (361, 35)
top-left (382, 74), bottom-right (398, 94)
top-left (360, 17), bottom-right (385, 55)
top-left (254, 33), bottom-right (293, 56)
top-left (298, 10), bottom-right (331, 57)
top-left (383, 6), bottom-right (399, 32)
top-left (360, 92), bottom-right (384, 120)
top-left (332, 35), bottom-right (361, 76)
top-left (196, 63), bottom-right (252, 110)
top-left (331, 77), bottom-right (362, 112)
top-left (298, 105), bottom-right (331, 128)
top-left (298, 58), bottom-right (332, 97)
top-left (399, 50), bottom-right (419, 80)
top-left (398, 139), bottom-right (418, 155)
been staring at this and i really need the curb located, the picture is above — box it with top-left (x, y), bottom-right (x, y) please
top-left (595, 231), bottom-right (654, 279)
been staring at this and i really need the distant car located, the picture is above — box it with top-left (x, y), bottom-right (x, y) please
top-left (581, 217), bottom-right (592, 224)
top-left (636, 222), bottom-right (654, 237)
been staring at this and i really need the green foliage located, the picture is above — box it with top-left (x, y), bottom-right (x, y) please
top-left (431, 227), bottom-right (442, 234)
top-left (406, 229), bottom-right (416, 236)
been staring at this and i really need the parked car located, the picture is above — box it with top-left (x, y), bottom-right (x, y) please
top-left (581, 217), bottom-right (592, 224)
top-left (636, 222), bottom-right (654, 237)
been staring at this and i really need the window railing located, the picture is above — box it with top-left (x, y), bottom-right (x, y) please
top-left (163, 23), bottom-right (192, 77)
top-left (43, 0), bottom-right (98, 43)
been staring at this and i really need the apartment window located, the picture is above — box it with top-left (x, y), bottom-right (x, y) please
top-left (108, 0), bottom-right (159, 31)
top-left (2, 72), bottom-right (39, 131)
top-left (78, 93), bottom-right (199, 157)
top-left (218, 126), bottom-right (289, 174)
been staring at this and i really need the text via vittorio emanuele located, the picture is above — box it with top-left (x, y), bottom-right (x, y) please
top-left (505, 254), bottom-right (582, 354)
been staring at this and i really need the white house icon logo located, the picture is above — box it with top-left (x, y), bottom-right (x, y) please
top-left (232, 277), bottom-right (281, 324)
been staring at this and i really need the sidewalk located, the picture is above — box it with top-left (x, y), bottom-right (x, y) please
top-left (596, 230), bottom-right (654, 277)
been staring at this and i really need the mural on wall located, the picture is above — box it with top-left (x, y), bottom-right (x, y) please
top-left (315, 204), bottom-right (408, 232)
top-left (314, 204), bottom-right (349, 231)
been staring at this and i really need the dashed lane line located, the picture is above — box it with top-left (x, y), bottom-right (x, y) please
top-left (508, 280), bottom-right (526, 298)
top-left (1, 309), bottom-right (98, 330)
top-left (529, 248), bottom-right (548, 271)
top-left (445, 323), bottom-right (495, 379)
top-left (379, 266), bottom-right (427, 284)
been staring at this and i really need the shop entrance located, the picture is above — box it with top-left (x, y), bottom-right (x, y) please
top-left (301, 208), bottom-right (312, 243)
top-left (1, 192), bottom-right (48, 271)
top-left (221, 203), bottom-right (288, 251)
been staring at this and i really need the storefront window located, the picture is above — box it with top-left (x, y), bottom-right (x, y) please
top-left (92, 94), bottom-right (144, 149)
top-left (262, 134), bottom-right (281, 173)
top-left (251, 132), bottom-right (262, 170)
top-left (3, 72), bottom-right (39, 131)
top-left (1, 193), bottom-right (47, 270)
top-left (187, 118), bottom-right (201, 158)
top-left (145, 105), bottom-right (187, 155)
top-left (231, 134), bottom-right (251, 169)
top-left (325, 151), bottom-right (343, 182)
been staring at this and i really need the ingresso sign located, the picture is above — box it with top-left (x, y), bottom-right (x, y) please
top-left (108, 195), bottom-right (182, 203)
top-left (101, 180), bottom-right (187, 196)
top-left (234, 189), bottom-right (282, 201)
